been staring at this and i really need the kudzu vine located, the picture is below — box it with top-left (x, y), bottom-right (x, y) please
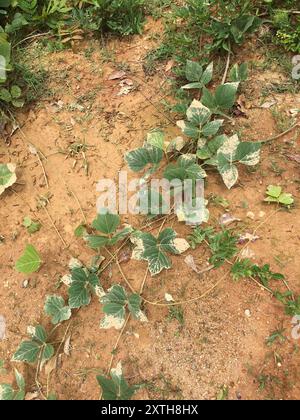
top-left (2, 57), bottom-right (298, 401)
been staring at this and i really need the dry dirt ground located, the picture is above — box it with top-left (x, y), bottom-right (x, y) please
top-left (0, 19), bottom-right (299, 400)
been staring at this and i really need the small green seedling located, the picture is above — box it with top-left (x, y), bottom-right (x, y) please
top-left (23, 217), bottom-right (41, 234)
top-left (264, 185), bottom-right (294, 207)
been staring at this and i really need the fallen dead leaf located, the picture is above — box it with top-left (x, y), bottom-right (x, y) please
top-left (108, 70), bottom-right (126, 80)
top-left (165, 60), bottom-right (175, 73)
top-left (64, 334), bottom-right (72, 356)
top-left (45, 356), bottom-right (57, 376)
top-left (238, 233), bottom-right (260, 244)
top-left (219, 213), bottom-right (241, 226)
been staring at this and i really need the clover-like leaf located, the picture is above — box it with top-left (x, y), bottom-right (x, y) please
top-left (266, 185), bottom-right (282, 199)
top-left (264, 186), bottom-right (294, 206)
top-left (12, 326), bottom-right (54, 365)
top-left (23, 216), bottom-right (41, 234)
top-left (125, 144), bottom-right (163, 172)
top-left (68, 268), bottom-right (102, 309)
top-left (0, 163), bottom-right (17, 196)
top-left (15, 244), bottom-right (42, 274)
top-left (131, 228), bottom-right (190, 276)
top-left (97, 362), bottom-right (140, 400)
top-left (164, 154), bottom-right (206, 181)
top-left (100, 285), bottom-right (147, 330)
top-left (86, 211), bottom-right (132, 250)
top-left (44, 295), bottom-right (71, 325)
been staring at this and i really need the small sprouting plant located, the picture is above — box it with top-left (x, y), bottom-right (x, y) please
top-left (208, 230), bottom-right (238, 267)
top-left (86, 211), bottom-right (133, 249)
top-left (264, 185), bottom-right (294, 207)
top-left (231, 260), bottom-right (285, 288)
top-left (187, 226), bottom-right (214, 249)
top-left (23, 217), bottom-right (41, 234)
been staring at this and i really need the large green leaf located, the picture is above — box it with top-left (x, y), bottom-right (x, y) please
top-left (100, 285), bottom-right (147, 330)
top-left (0, 163), bottom-right (16, 195)
top-left (12, 341), bottom-right (41, 363)
top-left (125, 145), bottom-right (163, 172)
top-left (97, 363), bottom-right (140, 400)
top-left (202, 83), bottom-right (239, 114)
top-left (92, 211), bottom-right (120, 234)
top-left (15, 245), bottom-right (41, 274)
top-left (131, 228), bottom-right (190, 276)
top-left (44, 295), bottom-right (71, 325)
top-left (68, 268), bottom-right (101, 309)
top-left (164, 154), bottom-right (206, 181)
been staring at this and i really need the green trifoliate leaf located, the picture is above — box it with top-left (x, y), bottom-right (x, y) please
top-left (0, 87), bottom-right (11, 102)
top-left (68, 268), bottom-right (102, 309)
top-left (264, 185), bottom-right (294, 206)
top-left (15, 244), bottom-right (42, 274)
top-left (23, 216), bottom-right (41, 234)
top-left (92, 211), bottom-right (120, 234)
top-left (97, 362), bottom-right (140, 400)
top-left (125, 144), bottom-right (163, 172)
top-left (265, 185), bottom-right (282, 199)
top-left (100, 285), bottom-right (147, 330)
top-left (164, 154), bottom-right (207, 181)
top-left (131, 228), bottom-right (190, 276)
top-left (44, 295), bottom-right (71, 325)
top-left (0, 163), bottom-right (17, 196)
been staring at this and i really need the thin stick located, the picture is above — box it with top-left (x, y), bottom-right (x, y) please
top-left (261, 123), bottom-right (300, 143)
top-left (222, 50), bottom-right (231, 84)
top-left (36, 152), bottom-right (49, 189)
top-left (64, 182), bottom-right (87, 223)
top-left (105, 247), bottom-right (136, 294)
top-left (44, 207), bottom-right (68, 248)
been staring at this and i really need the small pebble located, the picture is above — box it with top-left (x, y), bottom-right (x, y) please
top-left (245, 309), bottom-right (251, 318)
top-left (247, 211), bottom-right (255, 220)
top-left (22, 279), bottom-right (29, 288)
